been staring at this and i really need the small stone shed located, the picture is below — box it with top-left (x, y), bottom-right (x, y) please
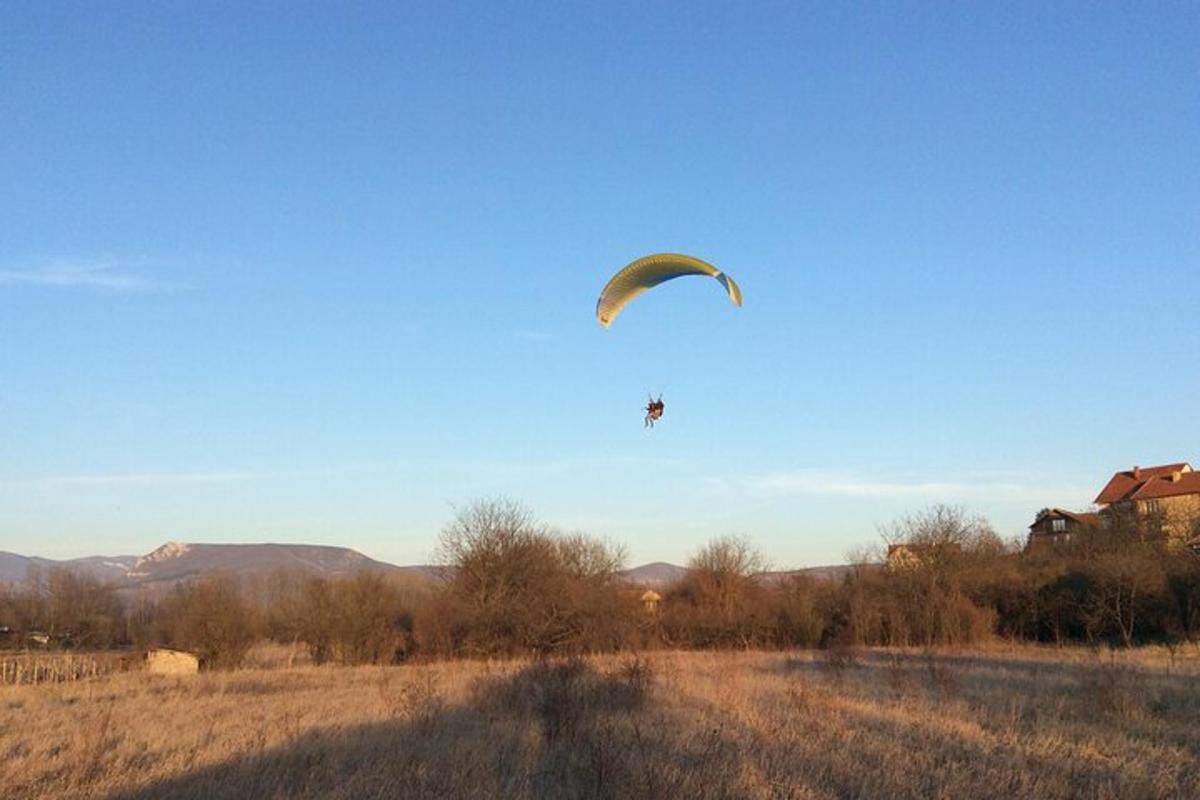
top-left (145, 648), bottom-right (201, 675)
top-left (640, 589), bottom-right (662, 613)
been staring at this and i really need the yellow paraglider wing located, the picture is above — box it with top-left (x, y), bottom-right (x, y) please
top-left (595, 253), bottom-right (742, 328)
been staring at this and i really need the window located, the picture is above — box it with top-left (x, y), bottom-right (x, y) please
top-left (1051, 518), bottom-right (1066, 532)
top-left (1145, 499), bottom-right (1161, 514)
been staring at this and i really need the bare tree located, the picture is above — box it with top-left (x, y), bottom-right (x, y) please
top-left (658, 535), bottom-right (775, 648)
top-left (687, 535), bottom-right (767, 619)
top-left (879, 504), bottom-right (1001, 565)
top-left (554, 532), bottom-right (627, 582)
top-left (438, 498), bottom-right (557, 617)
top-left (43, 568), bottom-right (125, 648)
top-left (869, 506), bottom-right (1004, 646)
top-left (426, 498), bottom-right (633, 656)
top-left (155, 576), bottom-right (257, 669)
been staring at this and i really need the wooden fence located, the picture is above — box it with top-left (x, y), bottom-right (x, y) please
top-left (0, 652), bottom-right (128, 686)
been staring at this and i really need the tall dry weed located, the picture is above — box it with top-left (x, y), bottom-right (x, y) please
top-left (1079, 657), bottom-right (1144, 720)
top-left (785, 674), bottom-right (812, 713)
top-left (71, 698), bottom-right (115, 788)
top-left (822, 639), bottom-right (862, 685)
top-left (922, 650), bottom-right (961, 701)
top-left (3, 647), bottom-right (1198, 800)
top-left (611, 653), bottom-right (654, 703)
top-left (884, 654), bottom-right (915, 701)
top-left (377, 669), bottom-right (445, 730)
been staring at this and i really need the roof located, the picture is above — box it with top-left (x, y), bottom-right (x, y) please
top-left (1094, 463), bottom-right (1192, 505)
top-left (1029, 508), bottom-right (1103, 530)
top-left (146, 647), bottom-right (200, 660)
top-left (1129, 470), bottom-right (1200, 501)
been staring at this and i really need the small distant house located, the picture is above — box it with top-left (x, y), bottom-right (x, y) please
top-left (886, 543), bottom-right (961, 571)
top-left (640, 589), bottom-right (662, 613)
top-left (1026, 508), bottom-right (1102, 549)
top-left (146, 648), bottom-right (201, 675)
top-left (1094, 463), bottom-right (1200, 543)
top-left (886, 545), bottom-right (917, 571)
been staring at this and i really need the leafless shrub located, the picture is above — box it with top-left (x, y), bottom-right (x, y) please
top-left (152, 576), bottom-right (256, 669)
top-left (664, 535), bottom-right (773, 649)
top-left (773, 575), bottom-right (830, 648)
top-left (267, 572), bottom-right (417, 666)
top-left (421, 498), bottom-right (635, 658)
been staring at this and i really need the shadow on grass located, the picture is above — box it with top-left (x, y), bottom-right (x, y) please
top-left (102, 653), bottom-right (1200, 800)
top-left (104, 658), bottom-right (750, 800)
top-left (773, 648), bottom-right (1200, 695)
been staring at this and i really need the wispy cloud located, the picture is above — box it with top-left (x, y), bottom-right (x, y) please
top-left (747, 474), bottom-right (964, 498)
top-left (0, 259), bottom-right (162, 291)
top-left (18, 470), bottom-right (260, 488)
top-left (415, 455), bottom-right (688, 478)
top-left (723, 470), bottom-right (1093, 505)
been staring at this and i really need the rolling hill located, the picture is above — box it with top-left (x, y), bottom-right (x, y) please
top-left (0, 542), bottom-right (437, 591)
top-left (0, 552), bottom-right (137, 585)
top-left (617, 561), bottom-right (690, 587)
top-left (1, 543), bottom-right (853, 592)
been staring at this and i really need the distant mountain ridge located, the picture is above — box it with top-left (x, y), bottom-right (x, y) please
top-left (758, 564), bottom-right (859, 583)
top-left (0, 542), bottom-right (435, 590)
top-left (0, 552), bottom-right (137, 585)
top-left (618, 562), bottom-right (857, 587)
top-left (123, 541), bottom-right (406, 585)
top-left (617, 561), bottom-right (689, 587)
top-left (1, 543), bottom-right (852, 590)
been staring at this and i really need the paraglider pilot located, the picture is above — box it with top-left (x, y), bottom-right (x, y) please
top-left (644, 395), bottom-right (665, 428)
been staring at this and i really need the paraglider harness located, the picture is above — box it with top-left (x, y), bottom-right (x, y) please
top-left (644, 394), bottom-right (665, 428)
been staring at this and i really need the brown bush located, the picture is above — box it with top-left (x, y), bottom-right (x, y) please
top-left (153, 576), bottom-right (257, 669)
top-left (0, 567), bottom-right (126, 649)
top-left (661, 535), bottom-right (777, 648)
top-left (263, 570), bottom-right (420, 665)
top-left (418, 498), bottom-right (636, 657)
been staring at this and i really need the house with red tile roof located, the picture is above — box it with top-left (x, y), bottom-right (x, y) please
top-left (1094, 463), bottom-right (1200, 544)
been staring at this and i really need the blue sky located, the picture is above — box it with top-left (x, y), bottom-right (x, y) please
top-left (2, 3), bottom-right (1197, 566)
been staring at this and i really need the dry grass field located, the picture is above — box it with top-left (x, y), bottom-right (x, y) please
top-left (2, 644), bottom-right (1199, 799)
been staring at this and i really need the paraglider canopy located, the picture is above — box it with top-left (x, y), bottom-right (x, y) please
top-left (596, 253), bottom-right (742, 328)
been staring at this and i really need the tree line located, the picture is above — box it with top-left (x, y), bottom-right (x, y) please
top-left (3, 499), bottom-right (1199, 668)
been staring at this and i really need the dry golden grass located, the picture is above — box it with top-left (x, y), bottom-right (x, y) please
top-left (2, 643), bottom-right (1199, 799)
